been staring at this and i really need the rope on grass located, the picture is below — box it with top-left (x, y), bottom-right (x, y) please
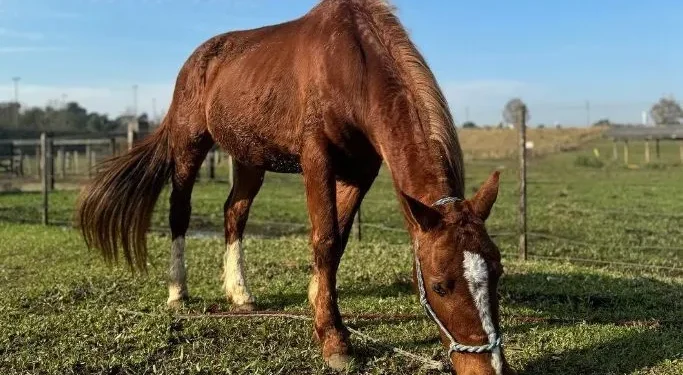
top-left (115, 308), bottom-right (448, 372)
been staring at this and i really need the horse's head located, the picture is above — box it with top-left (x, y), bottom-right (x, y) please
top-left (402, 171), bottom-right (516, 375)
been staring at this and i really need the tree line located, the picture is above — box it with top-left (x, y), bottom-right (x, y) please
top-left (461, 95), bottom-right (683, 129)
top-left (0, 100), bottom-right (158, 134)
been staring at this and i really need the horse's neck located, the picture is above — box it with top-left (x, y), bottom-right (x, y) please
top-left (375, 124), bottom-right (455, 207)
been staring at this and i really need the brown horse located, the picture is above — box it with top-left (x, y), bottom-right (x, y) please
top-left (75, 1), bottom-right (514, 374)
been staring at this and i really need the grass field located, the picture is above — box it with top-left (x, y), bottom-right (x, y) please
top-left (1, 136), bottom-right (682, 375)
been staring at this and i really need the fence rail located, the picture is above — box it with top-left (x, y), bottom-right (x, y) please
top-left (2, 128), bottom-right (682, 276)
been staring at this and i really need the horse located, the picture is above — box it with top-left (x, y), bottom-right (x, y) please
top-left (75, 1), bottom-right (515, 374)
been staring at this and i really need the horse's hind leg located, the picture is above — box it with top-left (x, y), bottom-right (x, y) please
top-left (222, 160), bottom-right (265, 311)
top-left (167, 130), bottom-right (214, 308)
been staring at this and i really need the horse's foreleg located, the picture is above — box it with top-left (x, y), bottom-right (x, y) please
top-left (307, 177), bottom-right (375, 308)
top-left (301, 140), bottom-right (357, 370)
top-left (167, 131), bottom-right (214, 309)
top-left (222, 161), bottom-right (265, 311)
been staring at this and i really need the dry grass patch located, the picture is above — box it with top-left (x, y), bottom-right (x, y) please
top-left (458, 126), bottom-right (606, 160)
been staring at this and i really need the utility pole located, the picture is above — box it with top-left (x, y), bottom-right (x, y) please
top-left (132, 84), bottom-right (139, 117)
top-left (12, 77), bottom-right (20, 127)
top-left (585, 100), bottom-right (591, 127)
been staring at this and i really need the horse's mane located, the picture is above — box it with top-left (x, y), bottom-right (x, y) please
top-left (329, 0), bottom-right (465, 196)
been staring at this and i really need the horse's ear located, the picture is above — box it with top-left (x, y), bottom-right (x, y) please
top-left (471, 171), bottom-right (500, 221)
top-left (400, 192), bottom-right (442, 231)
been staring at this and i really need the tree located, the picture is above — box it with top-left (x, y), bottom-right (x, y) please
top-left (592, 118), bottom-right (611, 127)
top-left (0, 102), bottom-right (20, 127)
top-left (650, 96), bottom-right (683, 126)
top-left (137, 113), bottom-right (151, 131)
top-left (0, 99), bottom-right (121, 134)
top-left (63, 101), bottom-right (89, 130)
top-left (462, 121), bottom-right (477, 128)
top-left (502, 98), bottom-right (530, 127)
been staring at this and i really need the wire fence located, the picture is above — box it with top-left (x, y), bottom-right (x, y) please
top-left (1, 128), bottom-right (683, 276)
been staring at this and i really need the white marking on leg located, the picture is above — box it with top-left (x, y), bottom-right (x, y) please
top-left (168, 236), bottom-right (187, 304)
top-left (308, 274), bottom-right (319, 307)
top-left (223, 239), bottom-right (254, 305)
top-left (463, 251), bottom-right (503, 375)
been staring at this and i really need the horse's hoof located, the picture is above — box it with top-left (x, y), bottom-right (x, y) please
top-left (231, 302), bottom-right (257, 312)
top-left (166, 298), bottom-right (185, 310)
top-left (325, 353), bottom-right (353, 371)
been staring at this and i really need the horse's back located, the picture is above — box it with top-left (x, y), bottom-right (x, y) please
top-left (170, 2), bottom-right (370, 173)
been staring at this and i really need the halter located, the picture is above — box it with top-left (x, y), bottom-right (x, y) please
top-left (413, 196), bottom-right (503, 361)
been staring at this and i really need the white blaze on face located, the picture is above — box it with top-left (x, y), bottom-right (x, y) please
top-left (168, 236), bottom-right (187, 304)
top-left (462, 251), bottom-right (503, 375)
top-left (223, 240), bottom-right (254, 305)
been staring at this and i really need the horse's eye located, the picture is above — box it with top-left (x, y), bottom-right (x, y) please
top-left (432, 282), bottom-right (447, 297)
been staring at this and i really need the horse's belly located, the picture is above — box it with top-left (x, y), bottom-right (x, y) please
top-left (211, 124), bottom-right (302, 173)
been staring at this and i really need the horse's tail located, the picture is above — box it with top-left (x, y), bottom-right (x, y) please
top-left (75, 120), bottom-right (174, 272)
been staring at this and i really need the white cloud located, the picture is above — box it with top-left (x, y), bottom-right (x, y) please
top-left (0, 83), bottom-right (174, 119)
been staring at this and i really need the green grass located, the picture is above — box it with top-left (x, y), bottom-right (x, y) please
top-left (1, 137), bottom-right (682, 374)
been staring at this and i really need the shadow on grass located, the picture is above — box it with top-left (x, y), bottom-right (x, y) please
top-left (520, 327), bottom-right (683, 375)
top-left (501, 271), bottom-right (683, 322)
top-left (502, 271), bottom-right (683, 374)
top-left (334, 270), bottom-right (683, 374)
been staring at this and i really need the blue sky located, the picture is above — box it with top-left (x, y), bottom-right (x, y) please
top-left (0, 0), bottom-right (680, 126)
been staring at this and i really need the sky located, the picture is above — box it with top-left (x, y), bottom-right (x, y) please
top-left (0, 0), bottom-right (681, 126)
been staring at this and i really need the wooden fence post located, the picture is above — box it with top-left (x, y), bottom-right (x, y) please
top-left (48, 138), bottom-right (55, 191)
top-left (17, 149), bottom-right (24, 176)
top-left (8, 143), bottom-right (14, 175)
top-left (644, 139), bottom-right (650, 164)
top-left (23, 150), bottom-right (30, 175)
top-left (40, 133), bottom-right (49, 225)
top-left (86, 145), bottom-right (92, 178)
top-left (74, 150), bottom-right (80, 174)
top-left (127, 127), bottom-right (135, 151)
top-left (110, 137), bottom-right (117, 157)
top-left (518, 106), bottom-right (528, 261)
top-left (656, 139), bottom-right (661, 159)
top-left (612, 139), bottom-right (618, 161)
top-left (35, 145), bottom-right (41, 177)
top-left (623, 140), bottom-right (629, 165)
top-left (59, 146), bottom-right (66, 178)
top-left (209, 150), bottom-right (216, 180)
